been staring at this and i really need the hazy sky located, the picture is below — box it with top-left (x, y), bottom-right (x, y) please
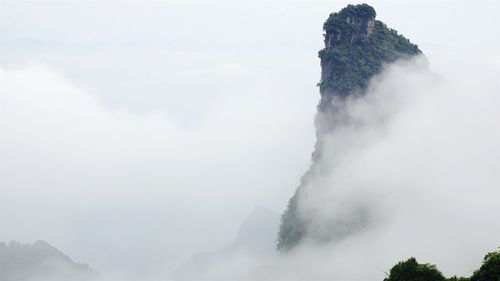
top-left (0, 0), bottom-right (499, 279)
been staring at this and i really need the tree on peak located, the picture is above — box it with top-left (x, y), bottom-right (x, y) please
top-left (384, 257), bottom-right (447, 281)
top-left (338, 3), bottom-right (376, 19)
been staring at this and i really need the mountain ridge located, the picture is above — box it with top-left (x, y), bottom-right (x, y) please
top-left (0, 240), bottom-right (99, 281)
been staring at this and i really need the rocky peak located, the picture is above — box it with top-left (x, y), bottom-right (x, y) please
top-left (277, 4), bottom-right (422, 252)
top-left (317, 3), bottom-right (420, 103)
top-left (323, 4), bottom-right (376, 48)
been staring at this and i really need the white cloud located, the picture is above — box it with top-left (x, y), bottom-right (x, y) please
top-left (258, 57), bottom-right (500, 280)
top-left (0, 1), bottom-right (499, 279)
top-left (0, 64), bottom-right (315, 278)
top-left (164, 56), bottom-right (500, 280)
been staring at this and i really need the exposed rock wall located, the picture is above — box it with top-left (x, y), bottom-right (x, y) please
top-left (277, 4), bottom-right (422, 251)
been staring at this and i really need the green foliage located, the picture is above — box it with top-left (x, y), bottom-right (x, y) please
top-left (384, 258), bottom-right (447, 281)
top-left (470, 250), bottom-right (500, 281)
top-left (323, 4), bottom-right (376, 33)
top-left (276, 195), bottom-right (303, 251)
top-left (323, 14), bottom-right (356, 35)
top-left (385, 249), bottom-right (500, 281)
top-left (319, 20), bottom-right (421, 96)
top-left (448, 277), bottom-right (470, 281)
top-left (278, 3), bottom-right (422, 252)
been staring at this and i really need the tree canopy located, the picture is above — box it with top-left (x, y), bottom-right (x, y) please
top-left (385, 249), bottom-right (500, 281)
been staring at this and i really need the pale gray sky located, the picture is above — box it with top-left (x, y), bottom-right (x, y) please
top-left (1, 1), bottom-right (498, 121)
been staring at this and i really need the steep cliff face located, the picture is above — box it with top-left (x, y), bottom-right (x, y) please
top-left (278, 4), bottom-right (422, 251)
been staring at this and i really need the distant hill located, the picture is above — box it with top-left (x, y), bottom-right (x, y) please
top-left (173, 206), bottom-right (280, 280)
top-left (0, 240), bottom-right (99, 281)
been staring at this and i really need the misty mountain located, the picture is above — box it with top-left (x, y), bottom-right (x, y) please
top-left (173, 206), bottom-right (280, 280)
top-left (0, 240), bottom-right (99, 281)
top-left (278, 4), bottom-right (423, 251)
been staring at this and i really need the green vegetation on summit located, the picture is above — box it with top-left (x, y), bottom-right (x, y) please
top-left (278, 3), bottom-right (422, 252)
top-left (318, 4), bottom-right (420, 97)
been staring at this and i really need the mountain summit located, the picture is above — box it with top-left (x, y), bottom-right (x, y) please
top-left (0, 240), bottom-right (99, 281)
top-left (278, 4), bottom-right (422, 251)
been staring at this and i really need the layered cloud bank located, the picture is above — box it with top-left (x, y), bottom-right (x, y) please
top-left (0, 64), bottom-right (315, 279)
top-left (272, 56), bottom-right (499, 279)
top-left (1, 26), bottom-right (499, 281)
top-left (170, 56), bottom-right (500, 280)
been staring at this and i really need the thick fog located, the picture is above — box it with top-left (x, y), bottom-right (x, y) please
top-left (266, 56), bottom-right (500, 280)
top-left (0, 1), bottom-right (499, 280)
top-left (164, 56), bottom-right (500, 280)
top-left (0, 63), bottom-right (315, 279)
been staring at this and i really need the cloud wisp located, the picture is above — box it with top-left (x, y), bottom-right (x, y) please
top-left (0, 54), bottom-right (498, 280)
top-left (177, 56), bottom-right (500, 280)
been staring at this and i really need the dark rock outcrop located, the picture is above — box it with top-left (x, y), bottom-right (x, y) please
top-left (278, 4), bottom-right (422, 251)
